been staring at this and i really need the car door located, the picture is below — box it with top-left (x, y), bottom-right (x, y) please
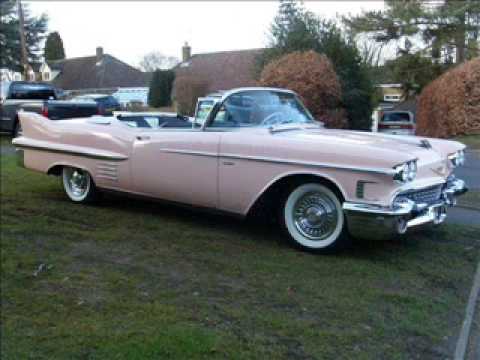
top-left (131, 129), bottom-right (221, 209)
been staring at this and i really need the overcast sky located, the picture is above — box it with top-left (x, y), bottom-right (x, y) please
top-left (27, 1), bottom-right (384, 67)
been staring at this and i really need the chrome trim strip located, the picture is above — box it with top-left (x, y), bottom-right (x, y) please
top-left (159, 148), bottom-right (396, 175)
top-left (96, 175), bottom-right (118, 182)
top-left (13, 140), bottom-right (128, 161)
top-left (343, 200), bottom-right (415, 216)
top-left (160, 148), bottom-right (217, 158)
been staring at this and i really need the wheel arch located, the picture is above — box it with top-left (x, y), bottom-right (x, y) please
top-left (246, 172), bottom-right (347, 217)
top-left (47, 162), bottom-right (92, 177)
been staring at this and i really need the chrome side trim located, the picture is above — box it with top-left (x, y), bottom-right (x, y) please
top-left (160, 148), bottom-right (217, 158)
top-left (159, 148), bottom-right (396, 175)
top-left (13, 139), bottom-right (128, 161)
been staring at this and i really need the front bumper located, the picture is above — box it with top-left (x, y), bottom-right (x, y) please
top-left (343, 178), bottom-right (468, 240)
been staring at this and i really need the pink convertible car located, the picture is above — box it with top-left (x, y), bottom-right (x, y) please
top-left (13, 88), bottom-right (468, 252)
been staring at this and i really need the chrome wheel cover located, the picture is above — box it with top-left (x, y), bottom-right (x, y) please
top-left (292, 191), bottom-right (338, 241)
top-left (63, 167), bottom-right (91, 201)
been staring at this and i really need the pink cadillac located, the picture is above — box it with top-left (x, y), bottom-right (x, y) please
top-left (13, 88), bottom-right (468, 252)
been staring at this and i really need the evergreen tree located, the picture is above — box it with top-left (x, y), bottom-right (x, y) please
top-left (0, 1), bottom-right (48, 71)
top-left (44, 31), bottom-right (65, 61)
top-left (344, 0), bottom-right (480, 65)
top-left (258, 0), bottom-right (375, 130)
top-left (148, 70), bottom-right (175, 108)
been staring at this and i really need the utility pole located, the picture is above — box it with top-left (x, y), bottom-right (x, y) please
top-left (17, 0), bottom-right (29, 80)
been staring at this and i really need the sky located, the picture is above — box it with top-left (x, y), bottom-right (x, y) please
top-left (27, 1), bottom-right (385, 67)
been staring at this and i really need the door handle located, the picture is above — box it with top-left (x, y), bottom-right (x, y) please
top-left (136, 135), bottom-right (150, 141)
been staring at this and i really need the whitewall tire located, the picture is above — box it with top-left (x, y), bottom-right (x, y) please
top-left (281, 183), bottom-right (349, 252)
top-left (62, 167), bottom-right (98, 203)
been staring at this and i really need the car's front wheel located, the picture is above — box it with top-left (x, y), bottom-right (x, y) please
top-left (62, 167), bottom-right (98, 203)
top-left (281, 183), bottom-right (349, 253)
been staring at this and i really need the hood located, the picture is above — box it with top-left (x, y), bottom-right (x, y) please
top-left (262, 127), bottom-right (465, 175)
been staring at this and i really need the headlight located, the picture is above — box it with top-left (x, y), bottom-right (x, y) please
top-left (407, 161), bottom-right (417, 181)
top-left (394, 160), bottom-right (417, 183)
top-left (448, 150), bottom-right (466, 167)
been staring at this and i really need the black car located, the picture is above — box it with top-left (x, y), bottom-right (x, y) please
top-left (72, 94), bottom-right (122, 115)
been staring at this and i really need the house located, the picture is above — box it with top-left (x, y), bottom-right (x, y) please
top-left (46, 47), bottom-right (151, 96)
top-left (0, 68), bottom-right (23, 82)
top-left (174, 42), bottom-right (263, 94)
top-left (375, 83), bottom-right (406, 110)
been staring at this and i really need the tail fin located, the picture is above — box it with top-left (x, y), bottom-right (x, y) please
top-left (17, 111), bottom-right (51, 139)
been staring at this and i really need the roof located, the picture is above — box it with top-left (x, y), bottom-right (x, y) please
top-left (175, 48), bottom-right (264, 93)
top-left (48, 55), bottom-right (151, 90)
top-left (393, 98), bottom-right (417, 115)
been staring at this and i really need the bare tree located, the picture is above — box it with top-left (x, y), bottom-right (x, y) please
top-left (138, 52), bottom-right (179, 72)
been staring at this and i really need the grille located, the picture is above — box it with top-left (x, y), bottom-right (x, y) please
top-left (399, 185), bottom-right (443, 205)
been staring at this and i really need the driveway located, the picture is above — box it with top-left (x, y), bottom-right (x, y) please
top-left (455, 150), bottom-right (480, 190)
top-left (448, 150), bottom-right (480, 227)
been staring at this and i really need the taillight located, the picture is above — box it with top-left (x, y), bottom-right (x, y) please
top-left (97, 105), bottom-right (104, 115)
top-left (378, 123), bottom-right (414, 129)
top-left (41, 104), bottom-right (48, 118)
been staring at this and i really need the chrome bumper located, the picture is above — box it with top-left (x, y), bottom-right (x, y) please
top-left (343, 178), bottom-right (468, 240)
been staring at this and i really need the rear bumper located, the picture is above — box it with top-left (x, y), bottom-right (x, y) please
top-left (343, 178), bottom-right (468, 240)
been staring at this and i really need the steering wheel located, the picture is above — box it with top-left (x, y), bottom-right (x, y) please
top-left (261, 112), bottom-right (284, 126)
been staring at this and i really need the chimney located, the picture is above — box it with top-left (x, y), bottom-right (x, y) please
top-left (96, 46), bottom-right (104, 62)
top-left (182, 42), bottom-right (191, 62)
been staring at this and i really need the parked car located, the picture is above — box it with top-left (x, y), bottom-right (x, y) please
top-left (0, 81), bottom-right (99, 137)
top-left (13, 87), bottom-right (467, 253)
top-left (71, 94), bottom-right (121, 115)
top-left (377, 111), bottom-right (415, 135)
top-left (112, 87), bottom-right (149, 108)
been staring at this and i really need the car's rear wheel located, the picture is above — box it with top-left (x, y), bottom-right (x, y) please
top-left (62, 167), bottom-right (98, 203)
top-left (280, 183), bottom-right (349, 253)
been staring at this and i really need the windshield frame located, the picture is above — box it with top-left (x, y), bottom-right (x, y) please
top-left (202, 88), bottom-right (315, 130)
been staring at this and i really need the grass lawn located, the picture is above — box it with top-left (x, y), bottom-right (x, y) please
top-left (1, 140), bottom-right (480, 359)
top-left (455, 134), bottom-right (480, 150)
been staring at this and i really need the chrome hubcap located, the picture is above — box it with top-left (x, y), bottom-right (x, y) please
top-left (68, 170), bottom-right (88, 197)
top-left (293, 192), bottom-right (338, 240)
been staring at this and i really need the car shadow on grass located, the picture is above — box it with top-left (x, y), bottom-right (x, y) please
top-left (93, 190), bottom-right (435, 257)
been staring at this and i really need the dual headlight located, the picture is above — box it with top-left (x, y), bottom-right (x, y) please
top-left (448, 150), bottom-right (466, 168)
top-left (394, 160), bottom-right (417, 183)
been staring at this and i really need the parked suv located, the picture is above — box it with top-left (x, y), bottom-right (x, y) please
top-left (378, 111), bottom-right (415, 136)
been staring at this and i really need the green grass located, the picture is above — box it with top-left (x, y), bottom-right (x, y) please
top-left (455, 134), bottom-right (480, 150)
top-left (1, 141), bottom-right (480, 359)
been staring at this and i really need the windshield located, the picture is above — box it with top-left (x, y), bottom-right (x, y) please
top-left (381, 112), bottom-right (413, 123)
top-left (8, 83), bottom-right (56, 100)
top-left (209, 90), bottom-right (315, 128)
top-left (195, 100), bottom-right (215, 125)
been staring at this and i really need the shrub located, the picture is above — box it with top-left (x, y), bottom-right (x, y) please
top-left (416, 57), bottom-right (480, 138)
top-left (148, 70), bottom-right (175, 108)
top-left (173, 75), bottom-right (209, 116)
top-left (259, 50), bottom-right (347, 128)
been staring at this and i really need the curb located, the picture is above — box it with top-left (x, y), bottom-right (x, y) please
top-left (455, 261), bottom-right (480, 360)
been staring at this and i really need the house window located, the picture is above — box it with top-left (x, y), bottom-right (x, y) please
top-left (43, 72), bottom-right (50, 81)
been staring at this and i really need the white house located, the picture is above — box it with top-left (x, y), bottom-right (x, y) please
top-left (0, 68), bottom-right (23, 82)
